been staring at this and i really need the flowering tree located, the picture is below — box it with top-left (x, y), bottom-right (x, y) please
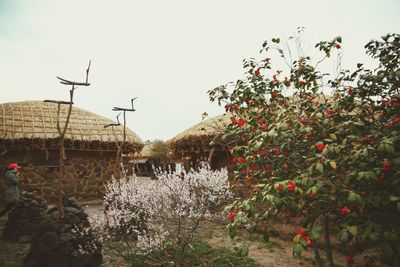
top-left (92, 165), bottom-right (231, 266)
top-left (208, 33), bottom-right (400, 266)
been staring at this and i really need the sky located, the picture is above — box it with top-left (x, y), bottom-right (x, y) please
top-left (0, 0), bottom-right (399, 142)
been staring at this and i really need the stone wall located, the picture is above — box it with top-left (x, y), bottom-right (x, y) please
top-left (0, 149), bottom-right (123, 202)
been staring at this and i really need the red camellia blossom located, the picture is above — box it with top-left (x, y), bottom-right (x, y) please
top-left (298, 227), bottom-right (303, 236)
top-left (255, 69), bottom-right (261, 76)
top-left (299, 80), bottom-right (305, 86)
top-left (340, 206), bottom-right (351, 216)
top-left (224, 104), bottom-right (230, 112)
top-left (273, 147), bottom-right (280, 156)
top-left (231, 117), bottom-right (238, 125)
top-left (345, 256), bottom-right (354, 263)
top-left (381, 99), bottom-right (388, 106)
top-left (227, 213), bottom-right (235, 223)
top-left (392, 101), bottom-right (400, 107)
top-left (335, 44), bottom-right (341, 49)
top-left (309, 191), bottom-right (315, 198)
top-left (257, 119), bottom-right (264, 125)
top-left (237, 118), bottom-right (245, 127)
top-left (277, 184), bottom-right (284, 191)
top-left (316, 143), bottom-right (325, 152)
top-left (287, 181), bottom-right (296, 192)
top-left (238, 157), bottom-right (246, 163)
top-left (248, 99), bottom-right (255, 106)
top-left (383, 161), bottom-right (391, 171)
top-left (326, 109), bottom-right (334, 116)
top-left (271, 92), bottom-right (278, 98)
top-left (260, 124), bottom-right (267, 130)
top-left (232, 157), bottom-right (238, 163)
top-left (392, 116), bottom-right (400, 124)
top-left (245, 177), bottom-right (254, 183)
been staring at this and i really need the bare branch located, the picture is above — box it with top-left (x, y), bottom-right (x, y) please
top-left (56, 76), bottom-right (91, 86)
top-left (44, 100), bottom-right (74, 105)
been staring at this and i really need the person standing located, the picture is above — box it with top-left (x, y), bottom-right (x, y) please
top-left (0, 163), bottom-right (22, 218)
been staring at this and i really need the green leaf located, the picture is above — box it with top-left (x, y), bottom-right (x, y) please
top-left (339, 230), bottom-right (350, 243)
top-left (329, 133), bottom-right (337, 141)
top-left (348, 192), bottom-right (362, 203)
top-left (316, 163), bottom-right (324, 173)
top-left (389, 196), bottom-right (400, 202)
top-left (293, 243), bottom-right (304, 256)
top-left (229, 227), bottom-right (237, 239)
top-left (348, 226), bottom-right (358, 237)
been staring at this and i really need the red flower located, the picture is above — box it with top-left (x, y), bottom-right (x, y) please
top-left (287, 181), bottom-right (296, 192)
top-left (276, 184), bottom-right (284, 191)
top-left (248, 99), bottom-right (255, 106)
top-left (282, 162), bottom-right (288, 169)
top-left (237, 118), bottom-right (245, 127)
top-left (260, 124), bottom-right (267, 130)
top-left (316, 143), bottom-right (325, 152)
top-left (238, 157), bottom-right (246, 163)
top-left (257, 119), bottom-right (264, 125)
top-left (340, 206), bottom-right (351, 216)
top-left (345, 255), bottom-right (353, 263)
top-left (392, 116), bottom-right (400, 124)
top-left (231, 117), bottom-right (238, 125)
top-left (381, 99), bottom-right (388, 106)
top-left (335, 44), bottom-right (341, 49)
top-left (224, 104), bottom-right (230, 112)
top-left (232, 157), bottom-right (238, 163)
top-left (271, 92), bottom-right (278, 98)
top-left (326, 109), bottom-right (334, 116)
top-left (255, 69), bottom-right (261, 76)
top-left (227, 213), bottom-right (235, 223)
top-left (309, 191), bottom-right (315, 198)
top-left (383, 161), bottom-right (391, 171)
top-left (298, 227), bottom-right (304, 236)
top-left (299, 80), bottom-right (305, 86)
top-left (273, 147), bottom-right (280, 156)
top-left (392, 101), bottom-right (400, 107)
top-left (245, 177), bottom-right (254, 183)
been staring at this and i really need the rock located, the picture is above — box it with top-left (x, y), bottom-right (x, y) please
top-left (23, 197), bottom-right (103, 267)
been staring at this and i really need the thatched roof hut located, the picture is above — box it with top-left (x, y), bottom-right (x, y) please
top-left (0, 100), bottom-right (143, 200)
top-left (0, 100), bottom-right (143, 154)
top-left (169, 114), bottom-right (231, 170)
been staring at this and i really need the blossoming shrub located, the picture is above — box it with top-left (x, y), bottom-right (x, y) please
top-left (209, 33), bottom-right (400, 266)
top-left (94, 165), bottom-right (231, 265)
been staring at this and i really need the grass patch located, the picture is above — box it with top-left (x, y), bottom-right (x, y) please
top-left (126, 239), bottom-right (257, 267)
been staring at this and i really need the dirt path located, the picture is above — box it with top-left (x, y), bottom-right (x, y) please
top-left (198, 221), bottom-right (348, 267)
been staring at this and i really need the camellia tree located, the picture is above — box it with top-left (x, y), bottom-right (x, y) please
top-left (208, 33), bottom-right (400, 266)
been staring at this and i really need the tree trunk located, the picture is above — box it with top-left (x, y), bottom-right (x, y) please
top-left (323, 214), bottom-right (334, 267)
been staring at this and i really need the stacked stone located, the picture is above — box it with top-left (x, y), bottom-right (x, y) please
top-left (24, 197), bottom-right (103, 267)
top-left (2, 185), bottom-right (47, 241)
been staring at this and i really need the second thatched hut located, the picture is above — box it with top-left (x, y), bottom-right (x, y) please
top-left (169, 114), bottom-right (231, 171)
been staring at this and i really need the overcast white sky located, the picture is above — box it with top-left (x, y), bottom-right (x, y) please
top-left (0, 0), bottom-right (399, 141)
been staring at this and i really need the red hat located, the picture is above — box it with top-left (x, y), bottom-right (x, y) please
top-left (8, 163), bottom-right (22, 170)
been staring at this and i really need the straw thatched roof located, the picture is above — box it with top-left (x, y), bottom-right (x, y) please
top-left (0, 100), bottom-right (143, 152)
top-left (169, 114), bottom-right (231, 158)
